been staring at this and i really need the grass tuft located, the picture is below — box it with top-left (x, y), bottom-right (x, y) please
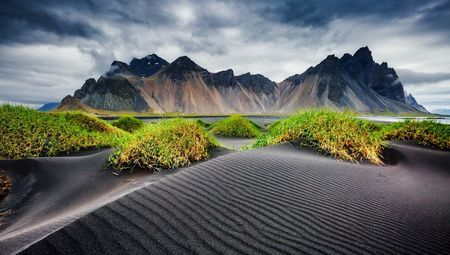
top-left (111, 116), bottom-right (144, 132)
top-left (196, 119), bottom-right (211, 128)
top-left (209, 115), bottom-right (261, 138)
top-left (380, 120), bottom-right (449, 149)
top-left (109, 119), bottom-right (219, 172)
top-left (0, 105), bottom-right (130, 159)
top-left (251, 109), bottom-right (385, 164)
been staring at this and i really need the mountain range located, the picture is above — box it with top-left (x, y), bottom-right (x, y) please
top-left (57, 47), bottom-right (427, 114)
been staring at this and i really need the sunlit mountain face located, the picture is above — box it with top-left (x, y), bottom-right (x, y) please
top-left (59, 47), bottom-right (426, 114)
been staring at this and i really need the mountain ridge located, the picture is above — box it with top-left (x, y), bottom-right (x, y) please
top-left (59, 47), bottom-right (427, 114)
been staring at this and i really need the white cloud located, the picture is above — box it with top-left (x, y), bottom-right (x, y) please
top-left (0, 44), bottom-right (96, 103)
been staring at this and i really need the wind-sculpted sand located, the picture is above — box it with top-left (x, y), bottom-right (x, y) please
top-left (1, 142), bottom-right (450, 254)
top-left (0, 150), bottom-right (176, 255)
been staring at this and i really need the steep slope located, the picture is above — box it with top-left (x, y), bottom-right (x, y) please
top-left (138, 56), bottom-right (277, 114)
top-left (405, 92), bottom-right (428, 112)
top-left (73, 77), bottom-right (149, 112)
top-left (277, 48), bottom-right (421, 113)
top-left (55, 95), bottom-right (99, 112)
top-left (128, 54), bottom-right (169, 77)
top-left (59, 48), bottom-right (427, 114)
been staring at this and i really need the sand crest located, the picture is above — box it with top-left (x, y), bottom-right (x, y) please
top-left (3, 142), bottom-right (448, 254)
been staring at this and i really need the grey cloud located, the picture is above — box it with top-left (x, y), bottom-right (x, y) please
top-left (0, 0), bottom-right (449, 111)
top-left (397, 69), bottom-right (450, 84)
top-left (174, 37), bottom-right (229, 56)
top-left (0, 0), bottom-right (103, 44)
top-left (0, 0), bottom-right (242, 46)
top-left (416, 0), bottom-right (450, 32)
top-left (257, 0), bottom-right (439, 26)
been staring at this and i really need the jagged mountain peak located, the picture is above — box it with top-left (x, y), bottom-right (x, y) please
top-left (103, 61), bottom-right (130, 77)
top-left (352, 46), bottom-right (374, 67)
top-left (354, 46), bottom-right (372, 56)
top-left (215, 68), bottom-right (234, 76)
top-left (62, 47), bottom-right (427, 114)
top-left (405, 91), bottom-right (428, 112)
top-left (160, 56), bottom-right (207, 82)
top-left (169, 56), bottom-right (205, 71)
top-left (210, 69), bottom-right (237, 88)
top-left (144, 53), bottom-right (160, 59)
top-left (111, 60), bottom-right (128, 67)
top-left (129, 53), bottom-right (169, 77)
top-left (236, 72), bottom-right (271, 81)
top-left (235, 72), bottom-right (276, 95)
top-left (318, 54), bottom-right (340, 70)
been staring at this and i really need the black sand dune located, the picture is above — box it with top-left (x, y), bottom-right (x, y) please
top-left (0, 150), bottom-right (177, 255)
top-left (9, 141), bottom-right (450, 255)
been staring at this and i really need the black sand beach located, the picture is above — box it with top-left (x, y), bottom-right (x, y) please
top-left (1, 141), bottom-right (448, 254)
top-left (0, 150), bottom-right (178, 255)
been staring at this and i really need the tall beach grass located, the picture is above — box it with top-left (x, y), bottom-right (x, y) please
top-left (0, 105), bottom-right (130, 159)
top-left (251, 109), bottom-right (385, 164)
top-left (209, 115), bottom-right (261, 138)
top-left (109, 119), bottom-right (219, 172)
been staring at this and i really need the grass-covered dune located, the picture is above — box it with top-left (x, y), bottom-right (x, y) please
top-left (0, 106), bottom-right (216, 171)
top-left (0, 105), bottom-right (129, 159)
top-left (109, 119), bottom-right (219, 172)
top-left (209, 115), bottom-right (261, 138)
top-left (252, 109), bottom-right (385, 164)
top-left (251, 109), bottom-right (449, 164)
top-left (1, 105), bottom-right (448, 170)
top-left (381, 120), bottom-right (450, 150)
top-left (111, 116), bottom-right (144, 132)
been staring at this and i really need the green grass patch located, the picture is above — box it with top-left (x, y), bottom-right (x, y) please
top-left (251, 109), bottom-right (385, 164)
top-left (109, 119), bottom-right (219, 172)
top-left (111, 116), bottom-right (144, 132)
top-left (380, 120), bottom-right (449, 150)
top-left (0, 105), bottom-right (130, 159)
top-left (209, 115), bottom-right (261, 138)
top-left (196, 119), bottom-right (211, 128)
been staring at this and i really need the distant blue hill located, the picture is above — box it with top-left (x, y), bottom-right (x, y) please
top-left (432, 109), bottom-right (450, 116)
top-left (38, 103), bottom-right (59, 111)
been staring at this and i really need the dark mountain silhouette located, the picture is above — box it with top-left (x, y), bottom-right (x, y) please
top-left (59, 47), bottom-right (427, 114)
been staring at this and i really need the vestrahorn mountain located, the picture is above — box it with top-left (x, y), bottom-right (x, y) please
top-left (58, 47), bottom-right (427, 114)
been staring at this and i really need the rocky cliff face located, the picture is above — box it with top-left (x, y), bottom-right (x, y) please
top-left (137, 56), bottom-right (277, 113)
top-left (60, 47), bottom-right (427, 114)
top-left (405, 92), bottom-right (428, 112)
top-left (129, 54), bottom-right (169, 77)
top-left (277, 47), bottom-right (423, 113)
top-left (73, 77), bottom-right (149, 112)
top-left (236, 73), bottom-right (277, 95)
top-left (341, 47), bottom-right (406, 102)
top-left (103, 54), bottom-right (168, 78)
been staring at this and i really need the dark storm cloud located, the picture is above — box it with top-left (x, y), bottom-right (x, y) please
top-left (257, 0), bottom-right (448, 28)
top-left (416, 0), bottom-right (450, 31)
top-left (0, 0), bottom-right (235, 45)
top-left (0, 0), bottom-right (449, 110)
top-left (0, 0), bottom-right (103, 43)
top-left (2, 0), bottom-right (448, 45)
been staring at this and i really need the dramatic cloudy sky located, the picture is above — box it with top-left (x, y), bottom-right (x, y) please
top-left (1, 0), bottom-right (449, 111)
